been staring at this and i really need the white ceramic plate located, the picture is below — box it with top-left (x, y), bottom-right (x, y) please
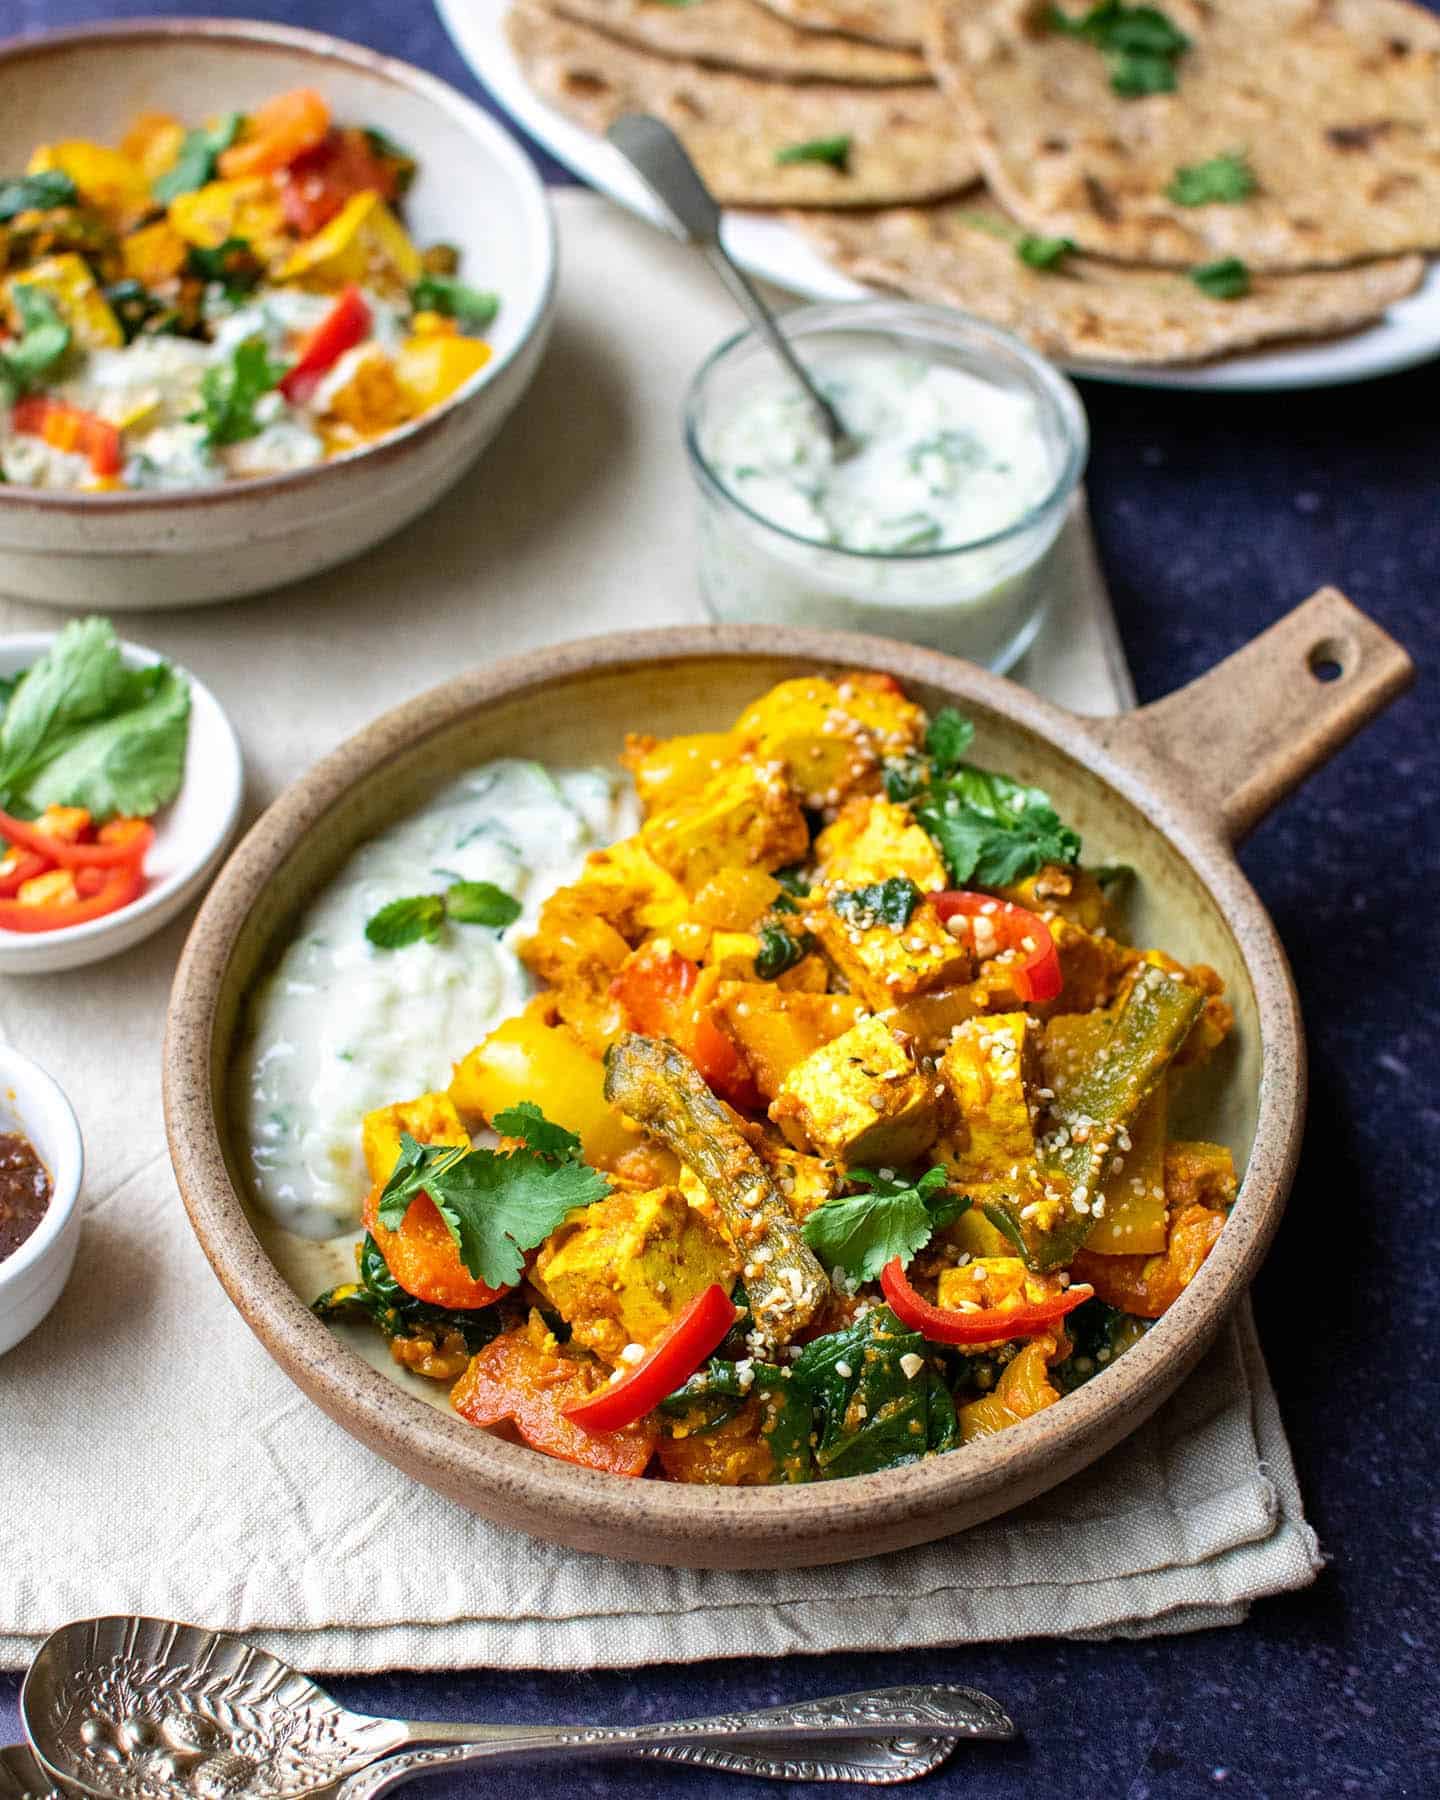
top-left (0, 635), bottom-right (244, 974)
top-left (436, 0), bottom-right (1440, 392)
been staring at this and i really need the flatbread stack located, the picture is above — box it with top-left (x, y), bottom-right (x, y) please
top-left (504, 0), bottom-right (1440, 366)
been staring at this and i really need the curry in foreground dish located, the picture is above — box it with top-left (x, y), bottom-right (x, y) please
top-left (315, 674), bottom-right (1237, 1482)
top-left (0, 89), bottom-right (496, 490)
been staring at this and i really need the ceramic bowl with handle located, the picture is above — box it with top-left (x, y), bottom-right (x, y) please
top-left (163, 589), bottom-right (1412, 1568)
top-left (0, 19), bottom-right (556, 609)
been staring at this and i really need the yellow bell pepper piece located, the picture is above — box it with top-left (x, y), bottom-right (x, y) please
top-left (27, 141), bottom-right (151, 227)
top-left (394, 334), bottom-right (491, 411)
top-left (121, 219), bottom-right (189, 285)
top-left (119, 112), bottom-right (188, 186)
top-left (167, 178), bottom-right (289, 262)
top-left (275, 191), bottom-right (420, 291)
top-left (4, 254), bottom-right (122, 350)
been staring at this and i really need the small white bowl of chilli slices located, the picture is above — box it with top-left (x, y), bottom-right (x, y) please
top-left (0, 619), bottom-right (243, 974)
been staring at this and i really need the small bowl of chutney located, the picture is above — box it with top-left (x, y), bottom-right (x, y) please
top-left (0, 1047), bottom-right (82, 1357)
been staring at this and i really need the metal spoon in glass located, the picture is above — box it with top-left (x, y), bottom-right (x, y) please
top-left (606, 113), bottom-right (859, 460)
top-left (21, 1617), bottom-right (1016, 1800)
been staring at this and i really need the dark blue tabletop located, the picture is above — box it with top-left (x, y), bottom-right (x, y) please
top-left (2, 3), bottom-right (1437, 1795)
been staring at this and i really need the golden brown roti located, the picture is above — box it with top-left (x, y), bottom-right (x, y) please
top-left (792, 197), bottom-right (1426, 363)
top-left (546, 0), bottom-right (931, 82)
top-left (754, 0), bottom-right (929, 51)
top-left (927, 0), bottom-right (1440, 269)
top-left (506, 3), bottom-right (979, 205)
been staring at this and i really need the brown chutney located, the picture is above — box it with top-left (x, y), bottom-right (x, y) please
top-left (0, 1130), bottom-right (51, 1261)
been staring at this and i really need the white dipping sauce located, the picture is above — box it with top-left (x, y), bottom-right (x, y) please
top-left (239, 760), bottom-right (637, 1238)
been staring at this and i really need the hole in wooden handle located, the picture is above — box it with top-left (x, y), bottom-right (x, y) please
top-left (1307, 633), bottom-right (1354, 684)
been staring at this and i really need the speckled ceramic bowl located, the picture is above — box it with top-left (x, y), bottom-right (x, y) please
top-left (164, 590), bottom-right (1411, 1568)
top-left (0, 20), bottom-right (556, 609)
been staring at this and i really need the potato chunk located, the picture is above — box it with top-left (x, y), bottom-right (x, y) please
top-left (640, 761), bottom-right (808, 893)
top-left (714, 982), bottom-right (865, 1100)
top-left (622, 731), bottom-right (737, 816)
top-left (532, 1184), bottom-right (737, 1365)
top-left (938, 1013), bottom-right (1041, 1186)
top-left (361, 1091), bottom-right (469, 1187)
top-left (732, 674), bottom-right (926, 811)
top-left (770, 1014), bottom-right (941, 1167)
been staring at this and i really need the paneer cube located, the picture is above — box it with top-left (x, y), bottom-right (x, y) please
top-left (621, 731), bottom-right (737, 816)
top-left (532, 1184), bottom-right (737, 1365)
top-left (809, 886), bottom-right (970, 1010)
top-left (361, 1091), bottom-right (469, 1187)
top-left (938, 1013), bottom-right (1041, 1185)
top-left (167, 177), bottom-right (289, 261)
top-left (732, 674), bottom-right (926, 811)
top-left (769, 1014), bottom-right (942, 1167)
top-left (714, 982), bottom-right (865, 1100)
top-left (813, 796), bottom-right (949, 894)
top-left (276, 190), bottom-right (420, 291)
top-left (640, 761), bottom-right (808, 893)
top-left (5, 254), bottom-right (122, 350)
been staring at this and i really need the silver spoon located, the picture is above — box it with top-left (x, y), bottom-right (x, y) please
top-left (606, 113), bottom-right (859, 460)
top-left (21, 1616), bottom-right (1016, 1800)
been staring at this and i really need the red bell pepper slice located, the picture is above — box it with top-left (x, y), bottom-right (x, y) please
top-left (280, 285), bottom-right (371, 402)
top-left (933, 889), bottom-right (1063, 1004)
top-left (564, 1282), bottom-right (738, 1435)
top-left (12, 396), bottom-right (123, 477)
top-left (0, 808), bottom-right (153, 871)
top-left (0, 857), bottom-right (143, 933)
top-left (611, 944), bottom-right (761, 1109)
top-left (0, 849), bottom-right (50, 898)
top-left (880, 1258), bottom-right (1092, 1345)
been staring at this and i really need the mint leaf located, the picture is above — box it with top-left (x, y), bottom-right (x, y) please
top-left (1017, 234), bottom-right (1077, 271)
top-left (365, 894), bottom-right (446, 949)
top-left (153, 113), bottom-right (243, 203)
top-left (803, 1167), bottom-right (967, 1285)
top-left (377, 1130), bottom-right (610, 1288)
top-left (191, 335), bottom-right (285, 447)
top-left (0, 170), bottom-right (78, 222)
top-left (410, 275), bottom-right (499, 330)
top-left (445, 879), bottom-right (520, 927)
top-left (492, 1101), bottom-right (584, 1162)
top-left (831, 876), bottom-right (923, 929)
top-left (1166, 150), bottom-right (1256, 206)
top-left (1190, 257), bottom-right (1251, 300)
top-left (775, 136), bottom-right (851, 172)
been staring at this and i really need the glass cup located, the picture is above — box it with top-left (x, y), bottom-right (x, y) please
top-left (684, 300), bottom-right (1089, 672)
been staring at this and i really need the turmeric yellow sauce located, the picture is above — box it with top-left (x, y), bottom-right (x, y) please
top-left (0, 90), bottom-right (496, 491)
top-left (307, 673), bottom-right (1239, 1484)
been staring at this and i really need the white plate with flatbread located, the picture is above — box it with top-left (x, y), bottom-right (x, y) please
top-left (436, 0), bottom-right (1440, 390)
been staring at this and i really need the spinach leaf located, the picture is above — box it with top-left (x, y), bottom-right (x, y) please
top-left (314, 1232), bottom-right (505, 1352)
top-left (775, 136), bottom-right (851, 171)
top-left (774, 863), bottom-right (811, 899)
top-left (791, 1306), bottom-right (957, 1478)
top-left (0, 170), bottom-right (78, 222)
top-left (658, 1356), bottom-right (812, 1481)
top-left (754, 923), bottom-right (813, 980)
top-left (1051, 1296), bottom-right (1151, 1392)
top-left (152, 112), bottom-right (244, 203)
top-left (802, 1166), bottom-right (967, 1284)
top-left (830, 875), bottom-right (923, 929)
top-left (1166, 150), bottom-right (1256, 206)
top-left (410, 275), bottom-right (500, 330)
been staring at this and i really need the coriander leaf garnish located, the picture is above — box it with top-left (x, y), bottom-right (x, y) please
top-left (830, 876), bottom-right (923, 930)
top-left (925, 707), bottom-right (976, 776)
top-left (1017, 233), bottom-right (1078, 271)
top-left (492, 1100), bottom-right (586, 1161)
top-left (754, 923), bottom-right (813, 980)
top-left (775, 135), bottom-right (852, 172)
top-left (377, 1128), bottom-right (610, 1288)
top-left (410, 274), bottom-right (500, 330)
top-left (1190, 257), bottom-right (1251, 300)
top-left (0, 170), bottom-right (78, 223)
top-left (190, 335), bottom-right (285, 447)
top-left (1046, 2), bottom-right (1189, 96)
top-left (1166, 150), bottom-right (1256, 207)
top-left (365, 894), bottom-right (447, 949)
top-left (914, 765), bottom-right (1081, 888)
top-left (152, 112), bottom-right (244, 203)
top-left (802, 1166), bottom-right (968, 1284)
top-left (0, 286), bottom-right (71, 402)
top-left (445, 880), bottom-right (522, 927)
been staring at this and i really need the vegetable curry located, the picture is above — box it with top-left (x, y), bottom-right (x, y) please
top-left (315, 673), bottom-right (1238, 1484)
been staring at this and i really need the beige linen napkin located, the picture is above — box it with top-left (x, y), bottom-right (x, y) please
top-left (0, 192), bottom-right (1319, 1672)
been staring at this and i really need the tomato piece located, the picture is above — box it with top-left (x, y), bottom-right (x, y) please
top-left (880, 1258), bottom-right (1093, 1345)
top-left (451, 1328), bottom-right (657, 1476)
top-left (611, 945), bottom-right (762, 1110)
top-left (564, 1283), bottom-right (738, 1435)
top-left (0, 857), bottom-right (143, 933)
top-left (0, 808), bottom-right (152, 871)
top-left (278, 127), bottom-right (400, 236)
top-left (933, 890), bottom-right (1063, 1004)
top-left (362, 1183), bottom-right (509, 1312)
top-left (279, 285), bottom-right (372, 402)
top-left (217, 87), bottom-right (331, 178)
top-left (12, 396), bottom-right (123, 477)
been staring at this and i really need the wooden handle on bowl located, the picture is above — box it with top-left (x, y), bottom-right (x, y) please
top-left (1095, 587), bottom-right (1414, 845)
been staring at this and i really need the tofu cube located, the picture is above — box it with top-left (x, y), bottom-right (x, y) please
top-left (809, 886), bottom-right (970, 1010)
top-left (939, 1013), bottom-right (1040, 1185)
top-left (532, 1184), bottom-right (737, 1365)
top-left (640, 761), bottom-right (808, 893)
top-left (769, 1014), bottom-right (941, 1167)
top-left (361, 1091), bottom-right (470, 1188)
top-left (714, 982), bottom-right (866, 1100)
top-left (732, 675), bottom-right (926, 811)
top-left (814, 795), bottom-right (949, 894)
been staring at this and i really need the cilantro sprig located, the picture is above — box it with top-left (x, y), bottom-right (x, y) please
top-left (802, 1167), bottom-right (968, 1284)
top-left (377, 1113), bottom-right (609, 1288)
top-left (1190, 257), bottom-right (1251, 300)
top-left (0, 287), bottom-right (71, 402)
top-left (365, 879), bottom-right (522, 949)
top-left (1047, 2), bottom-right (1189, 96)
top-left (190, 336), bottom-right (285, 447)
top-left (1166, 150), bottom-right (1256, 207)
top-left (1017, 234), bottom-right (1078, 272)
top-left (775, 136), bottom-right (852, 172)
top-left (410, 275), bottom-right (500, 330)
